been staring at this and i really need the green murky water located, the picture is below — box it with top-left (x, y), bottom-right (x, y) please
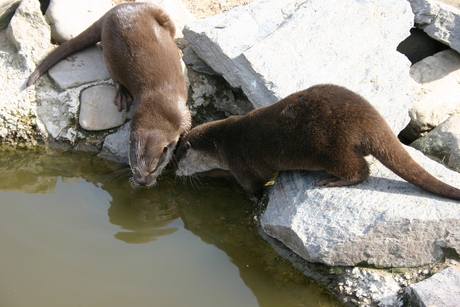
top-left (0, 149), bottom-right (343, 307)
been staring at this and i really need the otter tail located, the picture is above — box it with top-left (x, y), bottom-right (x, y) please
top-left (148, 4), bottom-right (176, 39)
top-left (26, 17), bottom-right (104, 87)
top-left (369, 131), bottom-right (460, 201)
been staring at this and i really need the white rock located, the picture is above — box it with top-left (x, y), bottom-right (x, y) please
top-left (261, 146), bottom-right (460, 268)
top-left (6, 0), bottom-right (54, 68)
top-left (408, 0), bottom-right (460, 52)
top-left (79, 85), bottom-right (127, 131)
top-left (0, 0), bottom-right (56, 147)
top-left (0, 0), bottom-right (21, 30)
top-left (45, 0), bottom-right (114, 43)
top-left (411, 113), bottom-right (460, 172)
top-left (339, 268), bottom-right (402, 307)
top-left (403, 49), bottom-right (460, 141)
top-left (48, 45), bottom-right (111, 89)
top-left (406, 267), bottom-right (460, 306)
top-left (184, 0), bottom-right (414, 133)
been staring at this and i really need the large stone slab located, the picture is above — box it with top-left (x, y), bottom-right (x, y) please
top-left (409, 0), bottom-right (460, 53)
top-left (184, 0), bottom-right (414, 133)
top-left (406, 267), bottom-right (460, 306)
top-left (261, 146), bottom-right (460, 268)
top-left (48, 45), bottom-right (111, 89)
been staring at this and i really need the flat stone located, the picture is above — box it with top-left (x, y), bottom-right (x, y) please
top-left (45, 0), bottom-right (114, 43)
top-left (406, 267), bottom-right (460, 307)
top-left (261, 146), bottom-right (460, 268)
top-left (79, 85), bottom-right (126, 131)
top-left (48, 45), bottom-right (111, 89)
top-left (184, 0), bottom-right (414, 133)
top-left (408, 0), bottom-right (460, 53)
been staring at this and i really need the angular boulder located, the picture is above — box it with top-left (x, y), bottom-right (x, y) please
top-left (98, 122), bottom-right (130, 163)
top-left (408, 0), bottom-right (460, 53)
top-left (401, 49), bottom-right (460, 142)
top-left (411, 113), bottom-right (460, 172)
top-left (184, 0), bottom-right (414, 133)
top-left (261, 146), bottom-right (460, 268)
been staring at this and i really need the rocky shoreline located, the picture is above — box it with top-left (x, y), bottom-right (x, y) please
top-left (1, 0), bottom-right (460, 306)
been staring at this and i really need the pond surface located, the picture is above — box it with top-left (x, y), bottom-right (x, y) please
top-left (0, 149), bottom-right (343, 307)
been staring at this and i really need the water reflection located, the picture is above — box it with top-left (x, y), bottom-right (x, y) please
top-left (0, 149), bottom-right (343, 307)
top-left (105, 181), bottom-right (181, 244)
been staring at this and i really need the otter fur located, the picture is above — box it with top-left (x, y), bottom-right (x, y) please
top-left (175, 84), bottom-right (460, 200)
top-left (27, 3), bottom-right (191, 187)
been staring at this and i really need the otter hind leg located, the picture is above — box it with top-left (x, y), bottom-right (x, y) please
top-left (111, 77), bottom-right (133, 111)
top-left (318, 154), bottom-right (370, 187)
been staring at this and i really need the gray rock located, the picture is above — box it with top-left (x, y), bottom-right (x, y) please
top-left (45, 0), bottom-right (114, 43)
top-left (183, 46), bottom-right (218, 75)
top-left (36, 86), bottom-right (81, 139)
top-left (338, 267), bottom-right (402, 307)
top-left (0, 0), bottom-right (20, 30)
top-left (406, 267), bottom-right (460, 307)
top-left (411, 113), bottom-right (460, 172)
top-left (261, 146), bottom-right (460, 268)
top-left (79, 85), bottom-right (127, 131)
top-left (184, 0), bottom-right (414, 133)
top-left (187, 69), bottom-right (253, 123)
top-left (48, 45), bottom-right (111, 89)
top-left (98, 122), bottom-right (130, 164)
top-left (136, 0), bottom-right (196, 38)
top-left (408, 0), bottom-right (460, 53)
top-left (401, 49), bottom-right (460, 142)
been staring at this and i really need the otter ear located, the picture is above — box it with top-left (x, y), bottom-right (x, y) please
top-left (186, 141), bottom-right (191, 150)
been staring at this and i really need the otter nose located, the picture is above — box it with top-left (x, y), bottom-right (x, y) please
top-left (134, 176), bottom-right (147, 186)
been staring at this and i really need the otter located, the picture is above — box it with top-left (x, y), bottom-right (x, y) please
top-left (175, 84), bottom-right (460, 201)
top-left (27, 3), bottom-right (191, 187)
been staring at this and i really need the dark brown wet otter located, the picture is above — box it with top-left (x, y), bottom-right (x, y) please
top-left (27, 3), bottom-right (191, 187)
top-left (175, 84), bottom-right (460, 200)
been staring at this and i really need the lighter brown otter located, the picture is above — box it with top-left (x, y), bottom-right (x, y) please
top-left (27, 3), bottom-right (191, 187)
top-left (175, 84), bottom-right (460, 201)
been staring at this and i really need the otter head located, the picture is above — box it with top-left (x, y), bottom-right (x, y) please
top-left (129, 129), bottom-right (179, 188)
top-left (174, 130), bottom-right (228, 177)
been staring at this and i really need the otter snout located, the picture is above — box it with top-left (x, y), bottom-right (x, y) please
top-left (130, 173), bottom-right (157, 189)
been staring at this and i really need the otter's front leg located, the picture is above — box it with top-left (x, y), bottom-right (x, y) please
top-left (232, 168), bottom-right (271, 201)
